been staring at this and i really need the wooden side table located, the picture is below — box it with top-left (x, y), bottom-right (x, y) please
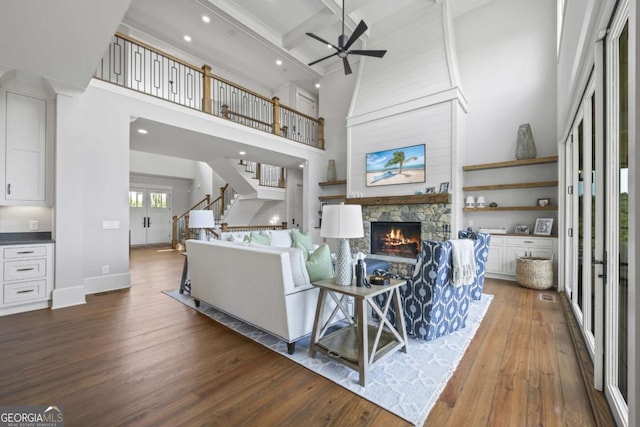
top-left (308, 278), bottom-right (408, 386)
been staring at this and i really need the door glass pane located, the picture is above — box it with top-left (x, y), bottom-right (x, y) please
top-left (618, 21), bottom-right (628, 402)
top-left (577, 121), bottom-right (584, 312)
top-left (150, 192), bottom-right (167, 208)
top-left (129, 191), bottom-right (144, 207)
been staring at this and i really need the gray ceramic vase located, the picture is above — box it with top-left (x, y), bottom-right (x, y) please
top-left (515, 123), bottom-right (537, 160)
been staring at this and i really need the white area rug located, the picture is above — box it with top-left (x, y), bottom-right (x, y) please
top-left (163, 289), bottom-right (492, 426)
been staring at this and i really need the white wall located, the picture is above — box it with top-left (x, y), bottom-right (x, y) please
top-left (454, 0), bottom-right (557, 164)
top-left (0, 207), bottom-right (52, 232)
top-left (319, 64), bottom-right (358, 182)
top-left (191, 161), bottom-right (214, 205)
top-left (350, 1), bottom-right (453, 118)
top-left (349, 101), bottom-right (453, 197)
top-left (130, 150), bottom-right (197, 179)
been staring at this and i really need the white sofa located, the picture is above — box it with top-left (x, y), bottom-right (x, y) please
top-left (186, 239), bottom-right (335, 353)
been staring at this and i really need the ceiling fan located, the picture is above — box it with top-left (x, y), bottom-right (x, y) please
top-left (305, 0), bottom-right (387, 75)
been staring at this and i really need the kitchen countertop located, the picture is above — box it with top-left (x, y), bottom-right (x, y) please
top-left (0, 232), bottom-right (55, 245)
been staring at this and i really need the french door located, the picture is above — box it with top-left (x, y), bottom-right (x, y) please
top-left (604, 3), bottom-right (629, 424)
top-left (129, 187), bottom-right (172, 245)
top-left (565, 70), bottom-right (604, 388)
top-left (563, 2), bottom-right (630, 424)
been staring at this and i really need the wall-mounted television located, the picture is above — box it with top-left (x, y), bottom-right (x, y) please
top-left (365, 144), bottom-right (426, 187)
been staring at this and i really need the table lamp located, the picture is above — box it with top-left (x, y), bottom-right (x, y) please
top-left (320, 204), bottom-right (364, 286)
top-left (189, 210), bottom-right (215, 241)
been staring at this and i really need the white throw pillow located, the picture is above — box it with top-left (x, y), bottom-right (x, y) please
top-left (269, 230), bottom-right (293, 248)
top-left (278, 247), bottom-right (311, 287)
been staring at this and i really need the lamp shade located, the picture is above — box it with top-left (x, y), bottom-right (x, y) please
top-left (188, 210), bottom-right (215, 229)
top-left (320, 204), bottom-right (364, 239)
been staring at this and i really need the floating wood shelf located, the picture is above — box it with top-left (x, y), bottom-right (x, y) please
top-left (344, 193), bottom-right (450, 206)
top-left (463, 156), bottom-right (558, 172)
top-left (462, 180), bottom-right (558, 191)
top-left (318, 194), bottom-right (347, 201)
top-left (463, 205), bottom-right (558, 212)
top-left (318, 180), bottom-right (347, 187)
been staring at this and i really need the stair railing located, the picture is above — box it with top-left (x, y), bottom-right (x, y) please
top-left (171, 194), bottom-right (210, 249)
top-left (239, 160), bottom-right (286, 188)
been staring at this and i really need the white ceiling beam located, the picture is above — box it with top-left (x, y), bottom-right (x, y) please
top-left (282, 9), bottom-right (338, 49)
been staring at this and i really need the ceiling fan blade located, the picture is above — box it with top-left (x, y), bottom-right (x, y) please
top-left (348, 49), bottom-right (387, 58)
top-left (306, 32), bottom-right (339, 51)
top-left (344, 20), bottom-right (368, 51)
top-left (343, 57), bottom-right (352, 75)
top-left (308, 52), bottom-right (339, 66)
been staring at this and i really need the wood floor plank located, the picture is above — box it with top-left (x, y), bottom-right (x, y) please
top-left (0, 247), bottom-right (608, 426)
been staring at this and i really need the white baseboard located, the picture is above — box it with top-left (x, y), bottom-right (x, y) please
top-left (52, 286), bottom-right (87, 309)
top-left (83, 273), bottom-right (131, 295)
top-left (0, 301), bottom-right (50, 316)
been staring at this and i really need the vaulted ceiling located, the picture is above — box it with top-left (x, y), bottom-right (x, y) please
top-left (122, 0), bottom-right (497, 95)
top-left (0, 0), bottom-right (496, 96)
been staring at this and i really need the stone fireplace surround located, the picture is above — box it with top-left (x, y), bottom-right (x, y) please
top-left (348, 195), bottom-right (451, 276)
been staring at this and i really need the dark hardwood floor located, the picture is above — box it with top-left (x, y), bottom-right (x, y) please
top-left (0, 247), bottom-right (607, 426)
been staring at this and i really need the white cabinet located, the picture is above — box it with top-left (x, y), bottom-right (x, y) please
top-left (0, 90), bottom-right (52, 206)
top-left (486, 235), bottom-right (557, 282)
top-left (1, 243), bottom-right (54, 315)
top-left (485, 236), bottom-right (505, 274)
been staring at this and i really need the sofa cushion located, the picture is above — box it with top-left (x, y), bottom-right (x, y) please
top-left (278, 247), bottom-right (311, 287)
top-left (306, 244), bottom-right (335, 282)
top-left (291, 229), bottom-right (312, 251)
top-left (269, 229), bottom-right (293, 248)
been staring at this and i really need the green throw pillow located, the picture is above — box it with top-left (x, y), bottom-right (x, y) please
top-left (294, 240), bottom-right (310, 260)
top-left (249, 231), bottom-right (271, 246)
top-left (291, 229), bottom-right (314, 252)
top-left (306, 244), bottom-right (335, 282)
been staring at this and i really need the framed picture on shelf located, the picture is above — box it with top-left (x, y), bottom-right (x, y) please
top-left (537, 197), bottom-right (551, 207)
top-left (425, 186), bottom-right (436, 194)
top-left (533, 218), bottom-right (554, 236)
top-left (439, 182), bottom-right (449, 193)
top-left (365, 144), bottom-right (426, 187)
top-left (515, 225), bottom-right (530, 235)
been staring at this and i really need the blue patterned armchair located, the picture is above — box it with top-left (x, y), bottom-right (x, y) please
top-left (374, 239), bottom-right (472, 341)
top-left (457, 231), bottom-right (491, 301)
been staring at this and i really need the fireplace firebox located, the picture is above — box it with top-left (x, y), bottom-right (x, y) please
top-left (370, 222), bottom-right (421, 259)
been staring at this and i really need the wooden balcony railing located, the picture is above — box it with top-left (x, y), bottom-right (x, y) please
top-left (95, 33), bottom-right (324, 149)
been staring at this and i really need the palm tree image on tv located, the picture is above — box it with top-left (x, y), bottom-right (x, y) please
top-left (366, 144), bottom-right (425, 186)
top-left (385, 151), bottom-right (417, 174)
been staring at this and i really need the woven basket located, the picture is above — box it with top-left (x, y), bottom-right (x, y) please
top-left (516, 257), bottom-right (553, 289)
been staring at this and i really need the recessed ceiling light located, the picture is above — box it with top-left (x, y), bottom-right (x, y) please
top-left (184, 35), bottom-right (192, 42)
top-left (202, 15), bottom-right (210, 23)
top-left (315, 83), bottom-right (321, 88)
top-left (327, 44), bottom-right (332, 49)
top-left (276, 59), bottom-right (283, 66)
top-left (239, 151), bottom-right (246, 155)
top-left (137, 129), bottom-right (148, 134)
top-left (299, 164), bottom-right (304, 168)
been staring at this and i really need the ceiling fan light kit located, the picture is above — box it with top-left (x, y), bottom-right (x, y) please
top-left (306, 0), bottom-right (387, 75)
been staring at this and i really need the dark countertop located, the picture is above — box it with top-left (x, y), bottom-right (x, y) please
top-left (0, 232), bottom-right (55, 245)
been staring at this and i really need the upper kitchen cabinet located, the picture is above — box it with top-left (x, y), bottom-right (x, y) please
top-left (0, 90), bottom-right (54, 206)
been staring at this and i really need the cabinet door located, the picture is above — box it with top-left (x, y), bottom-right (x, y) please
top-left (505, 246), bottom-right (529, 275)
top-left (529, 247), bottom-right (554, 261)
top-left (486, 243), bottom-right (505, 274)
top-left (5, 92), bottom-right (46, 201)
